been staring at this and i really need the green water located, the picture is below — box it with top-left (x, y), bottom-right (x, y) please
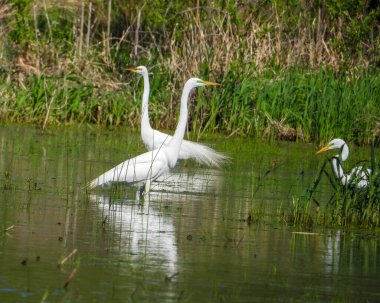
top-left (0, 124), bottom-right (379, 302)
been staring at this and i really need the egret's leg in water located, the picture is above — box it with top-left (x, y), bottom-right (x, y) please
top-left (144, 179), bottom-right (151, 194)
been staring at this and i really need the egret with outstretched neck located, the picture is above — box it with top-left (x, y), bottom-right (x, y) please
top-left (127, 66), bottom-right (228, 167)
top-left (316, 138), bottom-right (371, 188)
top-left (89, 78), bottom-right (220, 194)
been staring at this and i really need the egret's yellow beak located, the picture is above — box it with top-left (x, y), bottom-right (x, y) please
top-left (316, 145), bottom-right (330, 154)
top-left (127, 67), bottom-right (139, 72)
top-left (204, 81), bottom-right (220, 86)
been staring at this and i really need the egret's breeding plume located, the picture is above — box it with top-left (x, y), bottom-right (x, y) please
top-left (89, 78), bottom-right (220, 194)
top-left (127, 66), bottom-right (228, 167)
top-left (316, 138), bottom-right (371, 188)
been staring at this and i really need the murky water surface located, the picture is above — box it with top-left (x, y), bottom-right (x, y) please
top-left (0, 125), bottom-right (379, 302)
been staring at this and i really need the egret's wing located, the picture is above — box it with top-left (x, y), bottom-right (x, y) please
top-left (89, 150), bottom-right (168, 188)
top-left (348, 166), bottom-right (371, 188)
top-left (178, 139), bottom-right (230, 167)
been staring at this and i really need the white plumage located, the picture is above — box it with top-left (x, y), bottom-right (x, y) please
top-left (128, 66), bottom-right (228, 167)
top-left (317, 138), bottom-right (371, 188)
top-left (89, 78), bottom-right (220, 190)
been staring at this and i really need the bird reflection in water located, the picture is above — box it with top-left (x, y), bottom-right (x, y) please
top-left (90, 167), bottom-right (222, 276)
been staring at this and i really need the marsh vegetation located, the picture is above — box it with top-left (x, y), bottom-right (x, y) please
top-left (0, 0), bottom-right (379, 143)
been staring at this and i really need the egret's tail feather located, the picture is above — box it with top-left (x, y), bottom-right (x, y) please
top-left (88, 163), bottom-right (127, 189)
top-left (88, 178), bottom-right (98, 189)
top-left (180, 139), bottom-right (230, 167)
top-left (88, 174), bottom-right (111, 189)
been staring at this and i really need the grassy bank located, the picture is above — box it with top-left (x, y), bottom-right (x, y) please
top-left (0, 1), bottom-right (379, 144)
top-left (1, 67), bottom-right (379, 144)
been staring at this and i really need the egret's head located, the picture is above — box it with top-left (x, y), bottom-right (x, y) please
top-left (316, 138), bottom-right (347, 154)
top-left (186, 77), bottom-right (220, 88)
top-left (127, 65), bottom-right (148, 75)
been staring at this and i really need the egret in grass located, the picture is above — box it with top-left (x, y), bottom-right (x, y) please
top-left (316, 138), bottom-right (371, 188)
top-left (127, 66), bottom-right (228, 167)
top-left (89, 78), bottom-right (220, 195)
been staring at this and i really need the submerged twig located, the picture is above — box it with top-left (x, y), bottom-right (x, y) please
top-left (102, 216), bottom-right (108, 230)
top-left (40, 289), bottom-right (49, 303)
top-left (4, 225), bottom-right (15, 232)
top-left (63, 267), bottom-right (77, 289)
top-left (57, 248), bottom-right (78, 268)
top-left (165, 272), bottom-right (179, 282)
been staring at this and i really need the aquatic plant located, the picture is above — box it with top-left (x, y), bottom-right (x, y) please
top-left (288, 197), bottom-right (314, 227)
top-left (1, 171), bottom-right (14, 190)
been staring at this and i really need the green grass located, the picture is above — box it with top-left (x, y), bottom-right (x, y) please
top-left (1, 67), bottom-right (379, 145)
top-left (211, 67), bottom-right (380, 143)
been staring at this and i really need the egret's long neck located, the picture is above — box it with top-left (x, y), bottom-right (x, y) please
top-left (141, 72), bottom-right (152, 131)
top-left (340, 143), bottom-right (349, 161)
top-left (332, 143), bottom-right (349, 185)
top-left (331, 157), bottom-right (347, 185)
top-left (166, 83), bottom-right (192, 165)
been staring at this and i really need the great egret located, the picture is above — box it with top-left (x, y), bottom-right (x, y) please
top-left (316, 138), bottom-right (371, 188)
top-left (89, 78), bottom-right (220, 193)
top-left (127, 66), bottom-right (228, 167)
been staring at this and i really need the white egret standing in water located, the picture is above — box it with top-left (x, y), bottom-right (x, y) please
top-left (316, 138), bottom-right (371, 188)
top-left (89, 78), bottom-right (220, 194)
top-left (127, 66), bottom-right (228, 167)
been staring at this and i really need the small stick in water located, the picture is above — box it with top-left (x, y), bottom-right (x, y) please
top-left (63, 268), bottom-right (77, 289)
top-left (4, 225), bottom-right (15, 232)
top-left (102, 216), bottom-right (108, 230)
top-left (165, 272), bottom-right (179, 282)
top-left (57, 248), bottom-right (77, 268)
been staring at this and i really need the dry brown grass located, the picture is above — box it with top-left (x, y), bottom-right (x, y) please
top-left (1, 0), bottom-right (378, 130)
top-left (264, 112), bottom-right (304, 141)
top-left (2, 2), bottom-right (377, 87)
top-left (165, 4), bottom-right (346, 83)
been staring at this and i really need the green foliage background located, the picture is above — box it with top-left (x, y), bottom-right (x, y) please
top-left (0, 0), bottom-right (379, 144)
